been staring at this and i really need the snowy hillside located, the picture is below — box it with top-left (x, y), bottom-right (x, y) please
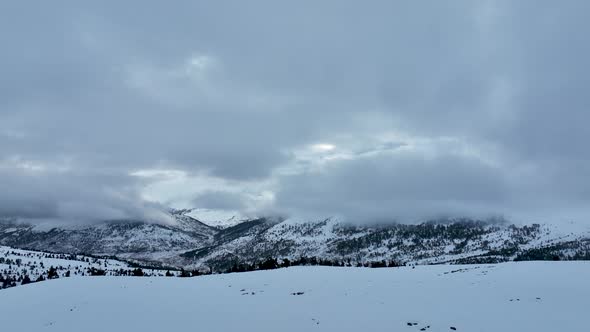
top-left (0, 246), bottom-right (172, 289)
top-left (180, 217), bottom-right (590, 269)
top-left (1, 214), bottom-right (589, 270)
top-left (0, 213), bottom-right (218, 268)
top-left (0, 262), bottom-right (588, 331)
top-left (184, 208), bottom-right (250, 228)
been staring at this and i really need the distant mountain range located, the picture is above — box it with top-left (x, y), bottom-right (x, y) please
top-left (1, 210), bottom-right (589, 270)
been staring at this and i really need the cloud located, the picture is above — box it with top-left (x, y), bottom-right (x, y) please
top-left (192, 191), bottom-right (247, 211)
top-left (2, 1), bottom-right (590, 224)
top-left (274, 141), bottom-right (509, 222)
top-left (0, 162), bottom-right (173, 224)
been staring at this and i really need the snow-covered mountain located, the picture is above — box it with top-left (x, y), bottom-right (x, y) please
top-left (0, 212), bottom-right (217, 268)
top-left (183, 208), bottom-right (251, 229)
top-left (178, 216), bottom-right (590, 270)
top-left (1, 211), bottom-right (589, 270)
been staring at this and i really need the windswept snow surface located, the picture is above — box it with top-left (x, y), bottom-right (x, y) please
top-left (1, 262), bottom-right (589, 331)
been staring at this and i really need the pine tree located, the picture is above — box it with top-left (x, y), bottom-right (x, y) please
top-left (132, 268), bottom-right (144, 277)
top-left (179, 269), bottom-right (191, 278)
top-left (21, 275), bottom-right (32, 285)
top-left (47, 266), bottom-right (59, 279)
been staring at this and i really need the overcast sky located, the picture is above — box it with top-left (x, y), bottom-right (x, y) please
top-left (1, 1), bottom-right (590, 224)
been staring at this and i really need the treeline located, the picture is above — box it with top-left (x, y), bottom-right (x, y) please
top-left (130, 256), bottom-right (402, 279)
top-left (451, 240), bottom-right (590, 264)
top-left (1, 256), bottom-right (402, 290)
top-left (224, 256), bottom-right (402, 274)
top-left (124, 256), bottom-right (402, 279)
top-left (0, 265), bottom-right (173, 290)
top-left (514, 242), bottom-right (590, 262)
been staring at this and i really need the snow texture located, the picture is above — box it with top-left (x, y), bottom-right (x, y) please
top-left (1, 261), bottom-right (588, 331)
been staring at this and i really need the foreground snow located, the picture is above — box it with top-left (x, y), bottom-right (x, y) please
top-left (0, 262), bottom-right (588, 331)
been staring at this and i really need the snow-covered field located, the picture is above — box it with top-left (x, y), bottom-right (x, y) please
top-left (1, 262), bottom-right (588, 331)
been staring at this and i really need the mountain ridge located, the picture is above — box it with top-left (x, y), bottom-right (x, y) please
top-left (1, 211), bottom-right (589, 270)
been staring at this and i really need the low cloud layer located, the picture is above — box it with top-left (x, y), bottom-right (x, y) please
top-left (0, 166), bottom-right (172, 224)
top-left (2, 1), bottom-right (590, 224)
top-left (275, 148), bottom-right (508, 222)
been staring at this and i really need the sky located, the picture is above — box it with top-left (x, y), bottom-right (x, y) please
top-left (1, 1), bottom-right (590, 224)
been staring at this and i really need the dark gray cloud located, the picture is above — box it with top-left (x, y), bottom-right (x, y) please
top-left (0, 167), bottom-right (171, 223)
top-left (275, 150), bottom-right (509, 222)
top-left (1, 1), bottom-right (590, 224)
